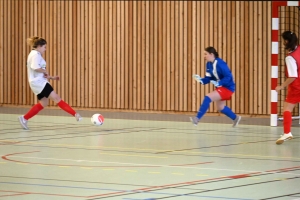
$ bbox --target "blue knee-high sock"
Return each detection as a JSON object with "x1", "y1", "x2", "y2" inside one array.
[
  {"x1": 196, "y1": 96, "x2": 212, "y2": 119},
  {"x1": 220, "y1": 106, "x2": 236, "y2": 120}
]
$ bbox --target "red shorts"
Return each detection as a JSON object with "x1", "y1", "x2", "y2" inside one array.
[
  {"x1": 285, "y1": 87, "x2": 300, "y2": 104},
  {"x1": 216, "y1": 87, "x2": 234, "y2": 100}
]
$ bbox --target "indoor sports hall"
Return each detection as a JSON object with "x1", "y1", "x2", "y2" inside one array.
[{"x1": 0, "y1": 1, "x2": 300, "y2": 200}]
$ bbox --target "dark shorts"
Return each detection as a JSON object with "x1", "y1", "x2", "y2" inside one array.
[{"x1": 37, "y1": 83, "x2": 54, "y2": 100}]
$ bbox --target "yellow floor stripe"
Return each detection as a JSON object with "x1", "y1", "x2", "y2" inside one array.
[
  {"x1": 172, "y1": 173, "x2": 184, "y2": 175},
  {"x1": 126, "y1": 170, "x2": 137, "y2": 172},
  {"x1": 99, "y1": 152, "x2": 166, "y2": 158},
  {"x1": 59, "y1": 166, "x2": 70, "y2": 168}
]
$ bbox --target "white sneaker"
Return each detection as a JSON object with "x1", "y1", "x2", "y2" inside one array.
[
  {"x1": 190, "y1": 117, "x2": 199, "y2": 126},
  {"x1": 75, "y1": 113, "x2": 83, "y2": 122},
  {"x1": 276, "y1": 132, "x2": 293, "y2": 145},
  {"x1": 18, "y1": 116, "x2": 28, "y2": 130},
  {"x1": 232, "y1": 116, "x2": 241, "y2": 127}
]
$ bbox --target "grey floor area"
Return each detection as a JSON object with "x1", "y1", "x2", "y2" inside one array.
[{"x1": 0, "y1": 106, "x2": 300, "y2": 200}]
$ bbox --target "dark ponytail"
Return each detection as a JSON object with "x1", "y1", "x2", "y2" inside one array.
[
  {"x1": 205, "y1": 46, "x2": 219, "y2": 58},
  {"x1": 281, "y1": 31, "x2": 298, "y2": 51}
]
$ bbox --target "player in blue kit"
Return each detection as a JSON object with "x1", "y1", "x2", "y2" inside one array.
[{"x1": 190, "y1": 46, "x2": 241, "y2": 127}]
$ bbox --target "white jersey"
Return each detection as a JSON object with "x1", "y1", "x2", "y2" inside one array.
[{"x1": 26, "y1": 50, "x2": 48, "y2": 95}]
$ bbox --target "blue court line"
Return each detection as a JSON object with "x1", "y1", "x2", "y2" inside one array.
[{"x1": 0, "y1": 181, "x2": 254, "y2": 200}]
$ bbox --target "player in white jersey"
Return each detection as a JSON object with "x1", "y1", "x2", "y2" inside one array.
[{"x1": 18, "y1": 36, "x2": 82, "y2": 129}]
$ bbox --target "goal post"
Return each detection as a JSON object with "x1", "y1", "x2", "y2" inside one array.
[{"x1": 271, "y1": 1, "x2": 300, "y2": 126}]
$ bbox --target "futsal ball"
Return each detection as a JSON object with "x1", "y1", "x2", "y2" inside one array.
[{"x1": 91, "y1": 114, "x2": 104, "y2": 126}]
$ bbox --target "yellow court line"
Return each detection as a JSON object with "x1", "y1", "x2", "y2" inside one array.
[
  {"x1": 59, "y1": 166, "x2": 70, "y2": 168},
  {"x1": 177, "y1": 151, "x2": 300, "y2": 160},
  {"x1": 9, "y1": 140, "x2": 300, "y2": 160},
  {"x1": 13, "y1": 141, "x2": 171, "y2": 152},
  {"x1": 126, "y1": 170, "x2": 137, "y2": 172},
  {"x1": 99, "y1": 152, "x2": 166, "y2": 159},
  {"x1": 172, "y1": 173, "x2": 184, "y2": 175}
]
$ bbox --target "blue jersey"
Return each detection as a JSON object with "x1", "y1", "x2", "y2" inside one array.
[{"x1": 201, "y1": 58, "x2": 235, "y2": 92}]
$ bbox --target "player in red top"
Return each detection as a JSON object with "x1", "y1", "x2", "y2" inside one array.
[{"x1": 275, "y1": 31, "x2": 300, "y2": 145}]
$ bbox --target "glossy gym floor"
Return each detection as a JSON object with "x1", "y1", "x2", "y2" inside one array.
[{"x1": 0, "y1": 107, "x2": 299, "y2": 200}]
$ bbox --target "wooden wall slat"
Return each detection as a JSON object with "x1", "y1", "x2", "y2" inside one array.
[
  {"x1": 0, "y1": 1, "x2": 287, "y2": 116},
  {"x1": 0, "y1": 0, "x2": 3, "y2": 104}
]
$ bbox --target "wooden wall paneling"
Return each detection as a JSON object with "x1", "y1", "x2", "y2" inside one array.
[
  {"x1": 92, "y1": 1, "x2": 97, "y2": 108},
  {"x1": 0, "y1": 0, "x2": 3, "y2": 104},
  {"x1": 179, "y1": 1, "x2": 183, "y2": 111},
  {"x1": 132, "y1": 1, "x2": 137, "y2": 110},
  {"x1": 252, "y1": 2, "x2": 258, "y2": 115},
  {"x1": 100, "y1": 1, "x2": 105, "y2": 108},
  {"x1": 230, "y1": 2, "x2": 237, "y2": 113},
  {"x1": 174, "y1": 1, "x2": 179, "y2": 111},
  {"x1": 235, "y1": 1, "x2": 240, "y2": 114},
  {"x1": 103, "y1": 1, "x2": 109, "y2": 108},
  {"x1": 58, "y1": 0, "x2": 63, "y2": 104},
  {"x1": 72, "y1": 1, "x2": 78, "y2": 107},
  {"x1": 166, "y1": 1, "x2": 171, "y2": 111},
  {"x1": 186, "y1": 1, "x2": 192, "y2": 112},
  {"x1": 112, "y1": 1, "x2": 117, "y2": 108},
  {"x1": 80, "y1": 1, "x2": 84, "y2": 107},
  {"x1": 84, "y1": 2, "x2": 89, "y2": 107},
  {"x1": 183, "y1": 2, "x2": 188, "y2": 111},
  {"x1": 140, "y1": 1, "x2": 146, "y2": 110},
  {"x1": 244, "y1": 2, "x2": 249, "y2": 114},
  {"x1": 127, "y1": 1, "x2": 133, "y2": 109},
  {"x1": 149, "y1": 1, "x2": 154, "y2": 110},
  {"x1": 24, "y1": 1, "x2": 29, "y2": 105},
  {"x1": 75, "y1": 1, "x2": 80, "y2": 107},
  {"x1": 120, "y1": 1, "x2": 125, "y2": 109},
  {"x1": 266, "y1": 1, "x2": 271, "y2": 115},
  {"x1": 61, "y1": 1, "x2": 65, "y2": 104},
  {"x1": 136, "y1": 1, "x2": 141, "y2": 110},
  {"x1": 145, "y1": 1, "x2": 150, "y2": 110},
  {"x1": 170, "y1": 2, "x2": 175, "y2": 111},
  {"x1": 11, "y1": 0, "x2": 16, "y2": 104},
  {"x1": 67, "y1": 1, "x2": 72, "y2": 106},
  {"x1": 116, "y1": 1, "x2": 120, "y2": 109},
  {"x1": 249, "y1": 2, "x2": 254, "y2": 115},
  {"x1": 124, "y1": 1, "x2": 129, "y2": 109},
  {"x1": 153, "y1": 1, "x2": 160, "y2": 110},
  {"x1": 204, "y1": 1, "x2": 210, "y2": 112},
  {"x1": 162, "y1": 2, "x2": 167, "y2": 111},
  {"x1": 6, "y1": 0, "x2": 11, "y2": 104},
  {"x1": 0, "y1": 1, "x2": 277, "y2": 115},
  {"x1": 109, "y1": 0, "x2": 113, "y2": 108},
  {"x1": 157, "y1": 1, "x2": 162, "y2": 111},
  {"x1": 257, "y1": 1, "x2": 263, "y2": 114},
  {"x1": 238, "y1": 2, "x2": 244, "y2": 114},
  {"x1": 51, "y1": 0, "x2": 57, "y2": 106},
  {"x1": 196, "y1": 2, "x2": 203, "y2": 111},
  {"x1": 95, "y1": 0, "x2": 100, "y2": 108}
]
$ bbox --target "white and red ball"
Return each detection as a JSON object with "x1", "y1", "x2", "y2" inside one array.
[{"x1": 91, "y1": 114, "x2": 104, "y2": 126}]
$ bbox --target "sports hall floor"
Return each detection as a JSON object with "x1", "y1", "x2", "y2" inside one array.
[{"x1": 0, "y1": 106, "x2": 299, "y2": 200}]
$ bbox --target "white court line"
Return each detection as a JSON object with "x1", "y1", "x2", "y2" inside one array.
[{"x1": 3, "y1": 155, "x2": 300, "y2": 176}]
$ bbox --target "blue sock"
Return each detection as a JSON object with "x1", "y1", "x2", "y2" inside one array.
[
  {"x1": 196, "y1": 96, "x2": 211, "y2": 119},
  {"x1": 220, "y1": 106, "x2": 236, "y2": 120}
]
